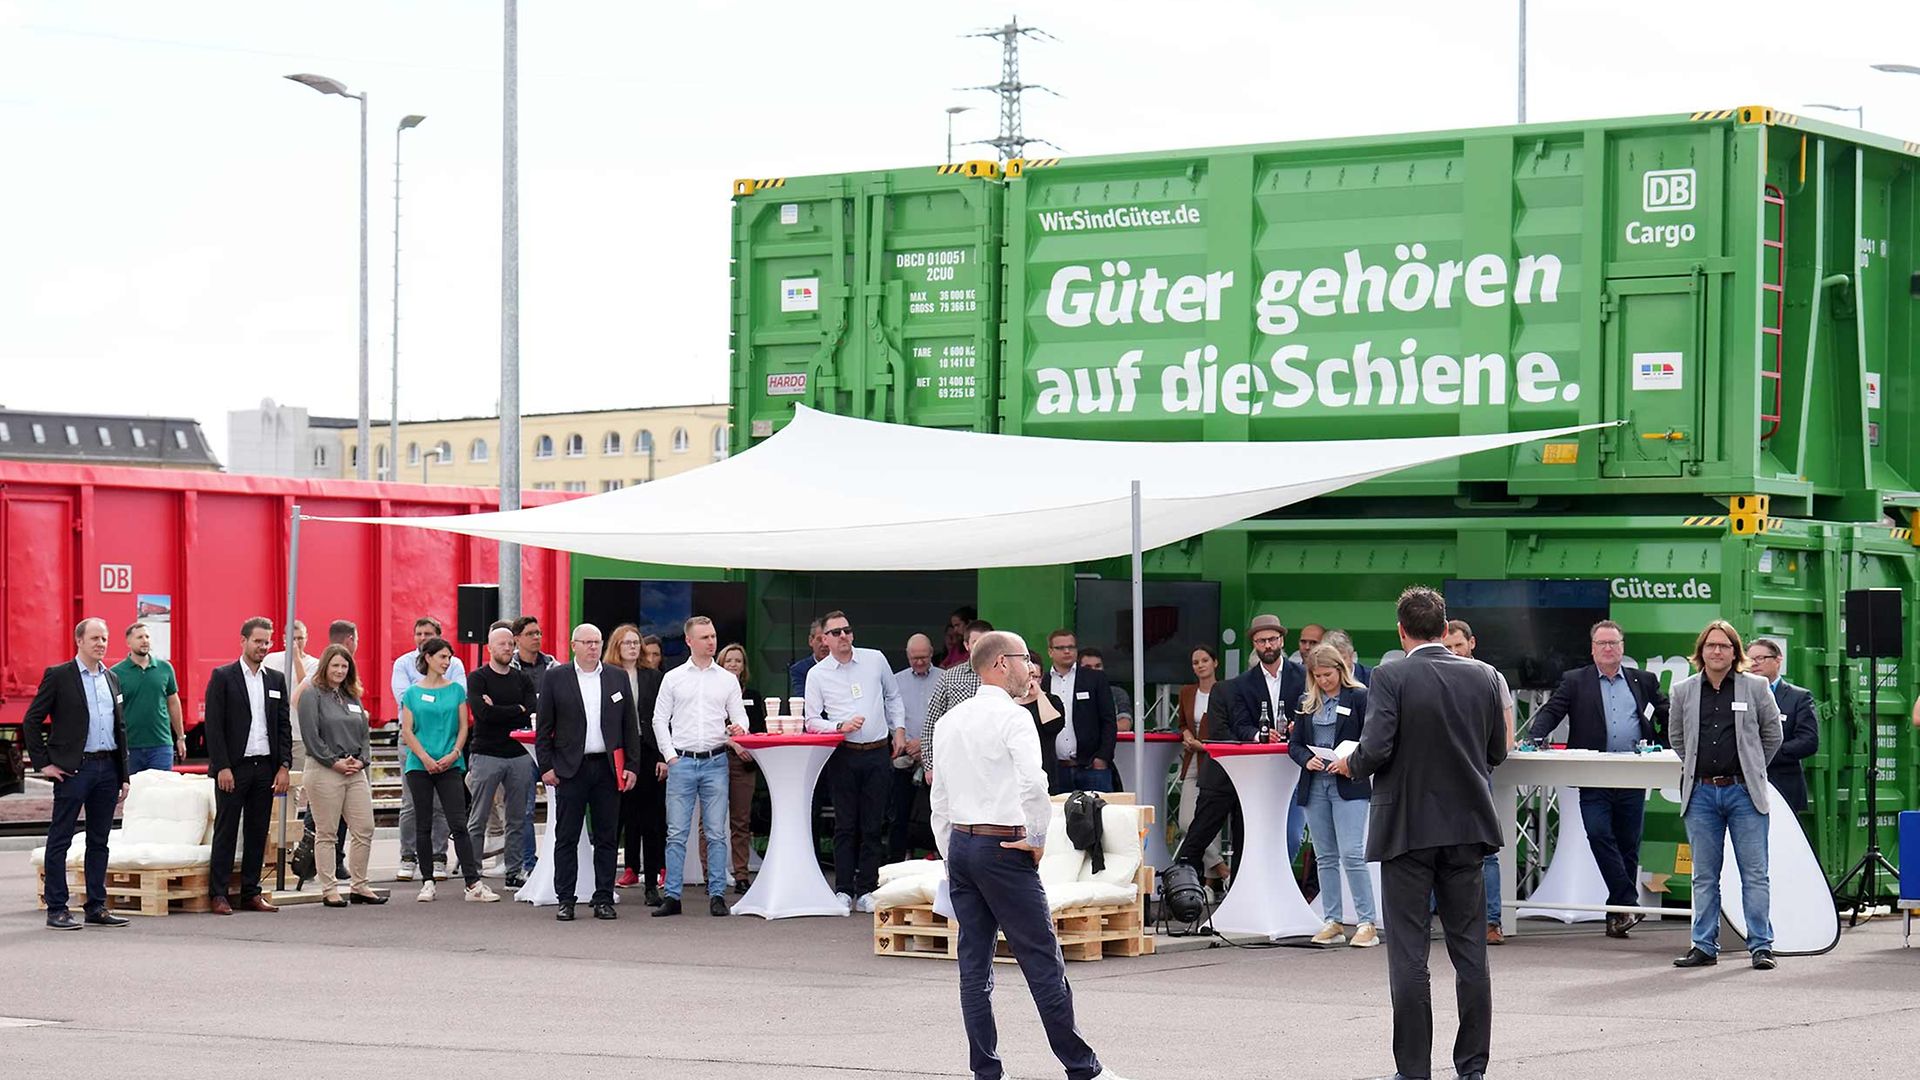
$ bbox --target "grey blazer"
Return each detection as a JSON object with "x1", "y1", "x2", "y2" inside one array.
[{"x1": 1667, "y1": 670, "x2": 1783, "y2": 814}]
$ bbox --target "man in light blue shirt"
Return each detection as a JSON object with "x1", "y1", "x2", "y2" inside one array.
[
  {"x1": 390, "y1": 616, "x2": 465, "y2": 879},
  {"x1": 1598, "y1": 670, "x2": 1640, "y2": 752},
  {"x1": 804, "y1": 610, "x2": 905, "y2": 912}
]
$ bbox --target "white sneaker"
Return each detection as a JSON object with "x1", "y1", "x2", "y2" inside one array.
[
  {"x1": 482, "y1": 856, "x2": 505, "y2": 877},
  {"x1": 432, "y1": 861, "x2": 450, "y2": 882},
  {"x1": 1090, "y1": 1071, "x2": 1133, "y2": 1080},
  {"x1": 417, "y1": 880, "x2": 436, "y2": 902},
  {"x1": 1310, "y1": 920, "x2": 1347, "y2": 946},
  {"x1": 395, "y1": 862, "x2": 418, "y2": 882},
  {"x1": 835, "y1": 891, "x2": 853, "y2": 912},
  {"x1": 855, "y1": 893, "x2": 876, "y2": 914},
  {"x1": 464, "y1": 881, "x2": 501, "y2": 903}
]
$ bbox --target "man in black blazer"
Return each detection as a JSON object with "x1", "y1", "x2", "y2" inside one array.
[
  {"x1": 204, "y1": 617, "x2": 293, "y2": 914},
  {"x1": 1525, "y1": 619, "x2": 1670, "y2": 938},
  {"x1": 24, "y1": 617, "x2": 131, "y2": 930},
  {"x1": 1040, "y1": 629, "x2": 1118, "y2": 794},
  {"x1": 535, "y1": 623, "x2": 641, "y2": 922},
  {"x1": 1747, "y1": 638, "x2": 1818, "y2": 815},
  {"x1": 1173, "y1": 614, "x2": 1303, "y2": 877},
  {"x1": 1335, "y1": 587, "x2": 1506, "y2": 1080}
]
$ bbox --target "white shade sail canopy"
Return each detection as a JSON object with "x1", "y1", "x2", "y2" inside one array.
[{"x1": 315, "y1": 406, "x2": 1607, "y2": 570}]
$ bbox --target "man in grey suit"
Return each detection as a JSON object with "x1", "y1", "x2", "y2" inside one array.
[
  {"x1": 1668, "y1": 620, "x2": 1783, "y2": 971},
  {"x1": 1333, "y1": 586, "x2": 1506, "y2": 1080}
]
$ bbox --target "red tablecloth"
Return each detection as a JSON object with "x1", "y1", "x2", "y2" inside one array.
[
  {"x1": 510, "y1": 729, "x2": 536, "y2": 744},
  {"x1": 1121, "y1": 731, "x2": 1183, "y2": 742},
  {"x1": 1203, "y1": 740, "x2": 1291, "y2": 756},
  {"x1": 733, "y1": 733, "x2": 846, "y2": 750}
]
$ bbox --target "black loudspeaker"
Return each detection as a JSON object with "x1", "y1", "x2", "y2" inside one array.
[
  {"x1": 1844, "y1": 588, "x2": 1903, "y2": 659},
  {"x1": 456, "y1": 584, "x2": 501, "y2": 644}
]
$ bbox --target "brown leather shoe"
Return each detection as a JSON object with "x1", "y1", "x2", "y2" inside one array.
[
  {"x1": 244, "y1": 894, "x2": 280, "y2": 913},
  {"x1": 1486, "y1": 924, "x2": 1505, "y2": 946},
  {"x1": 209, "y1": 896, "x2": 234, "y2": 916}
]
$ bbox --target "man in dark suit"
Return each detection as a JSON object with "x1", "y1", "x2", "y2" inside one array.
[
  {"x1": 1525, "y1": 619, "x2": 1670, "y2": 938},
  {"x1": 204, "y1": 617, "x2": 293, "y2": 914},
  {"x1": 1747, "y1": 638, "x2": 1817, "y2": 816},
  {"x1": 1173, "y1": 614, "x2": 1303, "y2": 877},
  {"x1": 1334, "y1": 586, "x2": 1506, "y2": 1080},
  {"x1": 1040, "y1": 629, "x2": 1118, "y2": 794},
  {"x1": 24, "y1": 617, "x2": 131, "y2": 930},
  {"x1": 535, "y1": 623, "x2": 641, "y2": 922}
]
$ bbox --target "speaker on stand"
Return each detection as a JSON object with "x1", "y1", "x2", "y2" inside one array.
[{"x1": 1833, "y1": 587, "x2": 1902, "y2": 924}]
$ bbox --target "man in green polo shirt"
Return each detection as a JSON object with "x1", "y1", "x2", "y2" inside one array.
[{"x1": 111, "y1": 622, "x2": 185, "y2": 774}]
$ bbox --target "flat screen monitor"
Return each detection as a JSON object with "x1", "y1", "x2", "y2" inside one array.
[
  {"x1": 1443, "y1": 579, "x2": 1610, "y2": 691},
  {"x1": 1073, "y1": 579, "x2": 1221, "y2": 685},
  {"x1": 580, "y1": 579, "x2": 748, "y2": 670}
]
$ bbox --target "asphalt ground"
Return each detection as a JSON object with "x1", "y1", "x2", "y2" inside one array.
[{"x1": 3, "y1": 839, "x2": 1917, "y2": 1080}]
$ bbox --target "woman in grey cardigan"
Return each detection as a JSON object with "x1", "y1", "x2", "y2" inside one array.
[{"x1": 298, "y1": 645, "x2": 385, "y2": 906}]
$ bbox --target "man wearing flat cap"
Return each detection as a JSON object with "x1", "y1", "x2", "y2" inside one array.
[{"x1": 1173, "y1": 614, "x2": 1304, "y2": 880}]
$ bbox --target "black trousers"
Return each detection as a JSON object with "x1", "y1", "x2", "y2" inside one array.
[
  {"x1": 622, "y1": 766, "x2": 666, "y2": 878},
  {"x1": 43, "y1": 756, "x2": 120, "y2": 915},
  {"x1": 886, "y1": 766, "x2": 925, "y2": 864},
  {"x1": 405, "y1": 769, "x2": 482, "y2": 887},
  {"x1": 1381, "y1": 843, "x2": 1494, "y2": 1079},
  {"x1": 555, "y1": 755, "x2": 620, "y2": 905},
  {"x1": 829, "y1": 745, "x2": 891, "y2": 895},
  {"x1": 1174, "y1": 758, "x2": 1245, "y2": 877},
  {"x1": 210, "y1": 756, "x2": 277, "y2": 899}
]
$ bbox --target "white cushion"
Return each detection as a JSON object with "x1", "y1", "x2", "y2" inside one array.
[
  {"x1": 1042, "y1": 879, "x2": 1139, "y2": 912},
  {"x1": 873, "y1": 872, "x2": 943, "y2": 909},
  {"x1": 30, "y1": 771, "x2": 220, "y2": 872},
  {"x1": 32, "y1": 835, "x2": 213, "y2": 871},
  {"x1": 878, "y1": 858, "x2": 944, "y2": 886},
  {"x1": 1037, "y1": 805, "x2": 1088, "y2": 886},
  {"x1": 1085, "y1": 804, "x2": 1144, "y2": 887}
]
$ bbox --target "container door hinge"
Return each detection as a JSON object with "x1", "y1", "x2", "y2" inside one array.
[{"x1": 1599, "y1": 293, "x2": 1617, "y2": 322}]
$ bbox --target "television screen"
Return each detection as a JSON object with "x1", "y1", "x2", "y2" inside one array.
[
  {"x1": 580, "y1": 579, "x2": 748, "y2": 670},
  {"x1": 1443, "y1": 579, "x2": 1610, "y2": 690},
  {"x1": 1073, "y1": 579, "x2": 1221, "y2": 685}
]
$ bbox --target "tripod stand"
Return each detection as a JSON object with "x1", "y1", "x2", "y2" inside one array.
[{"x1": 1832, "y1": 657, "x2": 1900, "y2": 927}]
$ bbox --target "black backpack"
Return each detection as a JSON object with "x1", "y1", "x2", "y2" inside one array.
[{"x1": 1064, "y1": 790, "x2": 1106, "y2": 875}]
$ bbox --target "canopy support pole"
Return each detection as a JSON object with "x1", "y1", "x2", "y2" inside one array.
[
  {"x1": 1130, "y1": 480, "x2": 1145, "y2": 801},
  {"x1": 277, "y1": 503, "x2": 303, "y2": 893}
]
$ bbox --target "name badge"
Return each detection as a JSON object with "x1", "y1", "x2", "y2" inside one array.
[
  {"x1": 347, "y1": 703, "x2": 362, "y2": 714},
  {"x1": 115, "y1": 694, "x2": 125, "y2": 704},
  {"x1": 1075, "y1": 691, "x2": 1091, "y2": 700},
  {"x1": 1732, "y1": 701, "x2": 1748, "y2": 712},
  {"x1": 1642, "y1": 703, "x2": 1654, "y2": 720},
  {"x1": 612, "y1": 691, "x2": 624, "y2": 703},
  {"x1": 1335, "y1": 705, "x2": 1352, "y2": 716},
  {"x1": 268, "y1": 689, "x2": 283, "y2": 700},
  {"x1": 851, "y1": 683, "x2": 863, "y2": 700},
  {"x1": 420, "y1": 693, "x2": 435, "y2": 703}
]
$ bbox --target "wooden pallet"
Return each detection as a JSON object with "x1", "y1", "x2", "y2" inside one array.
[{"x1": 35, "y1": 865, "x2": 220, "y2": 916}]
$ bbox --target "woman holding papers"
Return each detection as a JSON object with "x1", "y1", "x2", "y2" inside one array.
[{"x1": 1289, "y1": 644, "x2": 1378, "y2": 947}]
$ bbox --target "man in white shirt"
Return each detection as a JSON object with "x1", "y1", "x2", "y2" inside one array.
[
  {"x1": 390, "y1": 615, "x2": 465, "y2": 881},
  {"x1": 888, "y1": 633, "x2": 939, "y2": 862},
  {"x1": 931, "y1": 630, "x2": 1123, "y2": 1080},
  {"x1": 649, "y1": 616, "x2": 747, "y2": 918},
  {"x1": 804, "y1": 610, "x2": 905, "y2": 912}
]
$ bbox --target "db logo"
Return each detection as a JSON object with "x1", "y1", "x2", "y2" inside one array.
[
  {"x1": 1642, "y1": 169, "x2": 1696, "y2": 213},
  {"x1": 99, "y1": 564, "x2": 133, "y2": 593}
]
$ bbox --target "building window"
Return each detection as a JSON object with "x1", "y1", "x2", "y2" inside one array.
[
  {"x1": 671, "y1": 427, "x2": 689, "y2": 453},
  {"x1": 0, "y1": 421, "x2": 9, "y2": 442},
  {"x1": 433, "y1": 440, "x2": 452, "y2": 464},
  {"x1": 377, "y1": 444, "x2": 390, "y2": 470},
  {"x1": 407, "y1": 442, "x2": 420, "y2": 466},
  {"x1": 563, "y1": 480, "x2": 588, "y2": 493},
  {"x1": 350, "y1": 445, "x2": 359, "y2": 469},
  {"x1": 172, "y1": 430, "x2": 189, "y2": 450},
  {"x1": 601, "y1": 479, "x2": 625, "y2": 492},
  {"x1": 636, "y1": 429, "x2": 654, "y2": 456},
  {"x1": 565, "y1": 433, "x2": 585, "y2": 457},
  {"x1": 130, "y1": 428, "x2": 146, "y2": 448},
  {"x1": 32, "y1": 422, "x2": 46, "y2": 443},
  {"x1": 532, "y1": 481, "x2": 555, "y2": 491},
  {"x1": 470, "y1": 438, "x2": 489, "y2": 463},
  {"x1": 534, "y1": 435, "x2": 554, "y2": 459},
  {"x1": 710, "y1": 425, "x2": 727, "y2": 461},
  {"x1": 64, "y1": 425, "x2": 79, "y2": 445},
  {"x1": 98, "y1": 426, "x2": 112, "y2": 447},
  {"x1": 313, "y1": 446, "x2": 328, "y2": 469},
  {"x1": 602, "y1": 431, "x2": 622, "y2": 456}
]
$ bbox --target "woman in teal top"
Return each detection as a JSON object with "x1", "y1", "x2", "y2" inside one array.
[{"x1": 400, "y1": 637, "x2": 498, "y2": 904}]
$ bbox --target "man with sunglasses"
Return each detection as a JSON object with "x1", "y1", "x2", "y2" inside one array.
[
  {"x1": 1527, "y1": 619, "x2": 1670, "y2": 939},
  {"x1": 1747, "y1": 638, "x2": 1817, "y2": 817},
  {"x1": 803, "y1": 610, "x2": 905, "y2": 913}
]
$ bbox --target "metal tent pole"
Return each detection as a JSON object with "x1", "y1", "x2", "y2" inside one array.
[
  {"x1": 1130, "y1": 480, "x2": 1145, "y2": 799},
  {"x1": 277, "y1": 503, "x2": 303, "y2": 892}
]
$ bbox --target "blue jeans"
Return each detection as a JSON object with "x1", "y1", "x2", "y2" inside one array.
[
  {"x1": 1684, "y1": 782, "x2": 1771, "y2": 956},
  {"x1": 1288, "y1": 800, "x2": 1306, "y2": 863},
  {"x1": 664, "y1": 753, "x2": 730, "y2": 899},
  {"x1": 44, "y1": 757, "x2": 119, "y2": 915},
  {"x1": 1483, "y1": 850, "x2": 1501, "y2": 925},
  {"x1": 1051, "y1": 765, "x2": 1113, "y2": 795},
  {"x1": 947, "y1": 830, "x2": 1102, "y2": 1080},
  {"x1": 1578, "y1": 787, "x2": 1646, "y2": 907},
  {"x1": 126, "y1": 745, "x2": 175, "y2": 775},
  {"x1": 1303, "y1": 778, "x2": 1376, "y2": 924}
]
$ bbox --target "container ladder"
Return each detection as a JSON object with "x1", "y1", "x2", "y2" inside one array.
[{"x1": 1759, "y1": 184, "x2": 1787, "y2": 442}]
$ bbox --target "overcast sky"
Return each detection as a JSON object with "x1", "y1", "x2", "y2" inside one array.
[{"x1": 4, "y1": 0, "x2": 1917, "y2": 461}]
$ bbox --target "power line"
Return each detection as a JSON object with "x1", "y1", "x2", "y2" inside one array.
[{"x1": 959, "y1": 16, "x2": 1062, "y2": 162}]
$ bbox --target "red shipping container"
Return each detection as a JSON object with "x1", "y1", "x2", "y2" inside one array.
[{"x1": 0, "y1": 462, "x2": 573, "y2": 748}]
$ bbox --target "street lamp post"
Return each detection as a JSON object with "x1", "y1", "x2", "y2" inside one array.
[
  {"x1": 1804, "y1": 102, "x2": 1866, "y2": 127},
  {"x1": 499, "y1": 0, "x2": 523, "y2": 620},
  {"x1": 391, "y1": 114, "x2": 426, "y2": 482},
  {"x1": 286, "y1": 73, "x2": 371, "y2": 479},
  {"x1": 945, "y1": 105, "x2": 971, "y2": 164}
]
